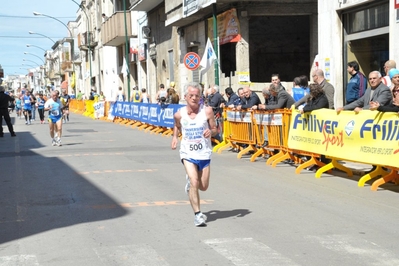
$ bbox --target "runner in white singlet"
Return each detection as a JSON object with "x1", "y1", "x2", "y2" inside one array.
[{"x1": 171, "y1": 82, "x2": 217, "y2": 227}]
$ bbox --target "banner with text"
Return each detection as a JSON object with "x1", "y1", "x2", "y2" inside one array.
[
  {"x1": 207, "y1": 8, "x2": 241, "y2": 45},
  {"x1": 112, "y1": 102, "x2": 184, "y2": 128},
  {"x1": 288, "y1": 109, "x2": 399, "y2": 167}
]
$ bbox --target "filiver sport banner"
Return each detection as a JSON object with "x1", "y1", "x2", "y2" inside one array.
[{"x1": 288, "y1": 108, "x2": 399, "y2": 168}]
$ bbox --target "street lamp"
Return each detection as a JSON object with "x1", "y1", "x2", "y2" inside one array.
[
  {"x1": 33, "y1": 11, "x2": 76, "y2": 95},
  {"x1": 22, "y1": 63, "x2": 38, "y2": 68},
  {"x1": 26, "y1": 44, "x2": 47, "y2": 53},
  {"x1": 24, "y1": 52, "x2": 45, "y2": 64},
  {"x1": 28, "y1": 31, "x2": 56, "y2": 43},
  {"x1": 23, "y1": 58, "x2": 42, "y2": 66},
  {"x1": 70, "y1": 0, "x2": 93, "y2": 87}
]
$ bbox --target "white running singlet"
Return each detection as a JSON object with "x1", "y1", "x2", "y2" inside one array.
[{"x1": 179, "y1": 106, "x2": 212, "y2": 160}]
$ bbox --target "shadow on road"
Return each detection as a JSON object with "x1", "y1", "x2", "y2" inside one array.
[
  {"x1": 0, "y1": 130, "x2": 127, "y2": 244},
  {"x1": 204, "y1": 209, "x2": 252, "y2": 223}
]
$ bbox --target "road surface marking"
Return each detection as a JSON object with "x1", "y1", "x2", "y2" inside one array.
[
  {"x1": 204, "y1": 237, "x2": 300, "y2": 265},
  {"x1": 0, "y1": 255, "x2": 39, "y2": 265},
  {"x1": 307, "y1": 234, "x2": 399, "y2": 266},
  {"x1": 78, "y1": 169, "x2": 158, "y2": 175},
  {"x1": 91, "y1": 199, "x2": 214, "y2": 209},
  {"x1": 93, "y1": 244, "x2": 170, "y2": 266}
]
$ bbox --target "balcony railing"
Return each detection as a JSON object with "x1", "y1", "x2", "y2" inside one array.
[
  {"x1": 78, "y1": 31, "x2": 98, "y2": 50},
  {"x1": 101, "y1": 11, "x2": 133, "y2": 46}
]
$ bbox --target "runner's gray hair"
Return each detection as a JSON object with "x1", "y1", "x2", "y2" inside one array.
[{"x1": 184, "y1": 82, "x2": 202, "y2": 96}]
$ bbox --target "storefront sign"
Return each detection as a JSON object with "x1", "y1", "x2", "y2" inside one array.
[{"x1": 183, "y1": 0, "x2": 216, "y2": 18}]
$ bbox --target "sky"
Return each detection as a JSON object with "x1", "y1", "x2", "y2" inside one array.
[{"x1": 0, "y1": 0, "x2": 79, "y2": 77}]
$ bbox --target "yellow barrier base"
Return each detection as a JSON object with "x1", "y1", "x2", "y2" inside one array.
[
  {"x1": 315, "y1": 158, "x2": 353, "y2": 178},
  {"x1": 371, "y1": 168, "x2": 399, "y2": 191},
  {"x1": 358, "y1": 165, "x2": 389, "y2": 187}
]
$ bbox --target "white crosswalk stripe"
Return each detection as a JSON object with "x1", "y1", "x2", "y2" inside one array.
[
  {"x1": 93, "y1": 244, "x2": 170, "y2": 266},
  {"x1": 0, "y1": 255, "x2": 39, "y2": 266},
  {"x1": 306, "y1": 234, "x2": 399, "y2": 266},
  {"x1": 204, "y1": 237, "x2": 300, "y2": 266}
]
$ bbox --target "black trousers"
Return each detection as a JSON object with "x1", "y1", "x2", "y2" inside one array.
[
  {"x1": 38, "y1": 108, "x2": 45, "y2": 121},
  {"x1": 0, "y1": 108, "x2": 15, "y2": 135}
]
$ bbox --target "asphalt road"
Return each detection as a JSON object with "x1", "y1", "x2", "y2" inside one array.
[{"x1": 1, "y1": 111, "x2": 399, "y2": 266}]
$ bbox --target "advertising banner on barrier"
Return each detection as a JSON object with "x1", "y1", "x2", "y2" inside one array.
[
  {"x1": 93, "y1": 101, "x2": 105, "y2": 119},
  {"x1": 288, "y1": 109, "x2": 399, "y2": 167},
  {"x1": 112, "y1": 102, "x2": 184, "y2": 127},
  {"x1": 254, "y1": 113, "x2": 283, "y2": 126}
]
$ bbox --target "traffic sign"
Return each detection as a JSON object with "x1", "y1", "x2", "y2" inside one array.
[{"x1": 184, "y1": 52, "x2": 201, "y2": 70}]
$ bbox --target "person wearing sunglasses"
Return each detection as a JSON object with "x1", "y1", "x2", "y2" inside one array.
[{"x1": 370, "y1": 69, "x2": 399, "y2": 113}]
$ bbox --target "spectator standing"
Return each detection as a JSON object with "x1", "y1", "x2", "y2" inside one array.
[
  {"x1": 337, "y1": 71, "x2": 391, "y2": 113},
  {"x1": 171, "y1": 82, "x2": 217, "y2": 226},
  {"x1": 381, "y1": 60, "x2": 396, "y2": 88},
  {"x1": 0, "y1": 86, "x2": 16, "y2": 137},
  {"x1": 167, "y1": 88, "x2": 180, "y2": 104},
  {"x1": 131, "y1": 86, "x2": 141, "y2": 103},
  {"x1": 346, "y1": 61, "x2": 367, "y2": 104},
  {"x1": 207, "y1": 85, "x2": 225, "y2": 116},
  {"x1": 98, "y1": 91, "x2": 106, "y2": 101},
  {"x1": 156, "y1": 84, "x2": 167, "y2": 104},
  {"x1": 115, "y1": 86, "x2": 125, "y2": 102},
  {"x1": 311, "y1": 69, "x2": 335, "y2": 109},
  {"x1": 291, "y1": 76, "x2": 310, "y2": 102},
  {"x1": 139, "y1": 88, "x2": 150, "y2": 103}
]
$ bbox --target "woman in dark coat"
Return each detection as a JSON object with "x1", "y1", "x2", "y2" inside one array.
[{"x1": 299, "y1": 83, "x2": 329, "y2": 114}]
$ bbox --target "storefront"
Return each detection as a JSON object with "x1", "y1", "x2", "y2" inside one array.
[{"x1": 318, "y1": 0, "x2": 398, "y2": 107}]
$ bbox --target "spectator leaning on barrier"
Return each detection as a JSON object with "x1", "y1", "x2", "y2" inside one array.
[
  {"x1": 258, "y1": 83, "x2": 295, "y2": 111},
  {"x1": 346, "y1": 61, "x2": 367, "y2": 104},
  {"x1": 369, "y1": 68, "x2": 399, "y2": 113},
  {"x1": 337, "y1": 71, "x2": 392, "y2": 114},
  {"x1": 237, "y1": 86, "x2": 261, "y2": 111},
  {"x1": 222, "y1": 87, "x2": 241, "y2": 108},
  {"x1": 299, "y1": 83, "x2": 329, "y2": 114}
]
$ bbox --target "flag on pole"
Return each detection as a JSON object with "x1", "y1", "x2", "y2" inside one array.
[
  {"x1": 200, "y1": 38, "x2": 217, "y2": 75},
  {"x1": 121, "y1": 56, "x2": 129, "y2": 77}
]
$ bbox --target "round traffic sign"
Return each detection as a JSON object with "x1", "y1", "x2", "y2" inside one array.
[{"x1": 184, "y1": 52, "x2": 201, "y2": 70}]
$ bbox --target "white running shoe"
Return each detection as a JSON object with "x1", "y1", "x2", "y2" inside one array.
[
  {"x1": 194, "y1": 212, "x2": 207, "y2": 226},
  {"x1": 185, "y1": 174, "x2": 190, "y2": 195},
  {"x1": 52, "y1": 139, "x2": 57, "y2": 146},
  {"x1": 56, "y1": 138, "x2": 62, "y2": 146}
]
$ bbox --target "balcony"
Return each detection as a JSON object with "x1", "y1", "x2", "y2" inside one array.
[
  {"x1": 78, "y1": 31, "x2": 98, "y2": 50},
  {"x1": 101, "y1": 11, "x2": 133, "y2": 47}
]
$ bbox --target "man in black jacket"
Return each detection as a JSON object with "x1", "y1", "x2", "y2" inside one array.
[
  {"x1": 237, "y1": 86, "x2": 261, "y2": 110},
  {"x1": 0, "y1": 86, "x2": 16, "y2": 137}
]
